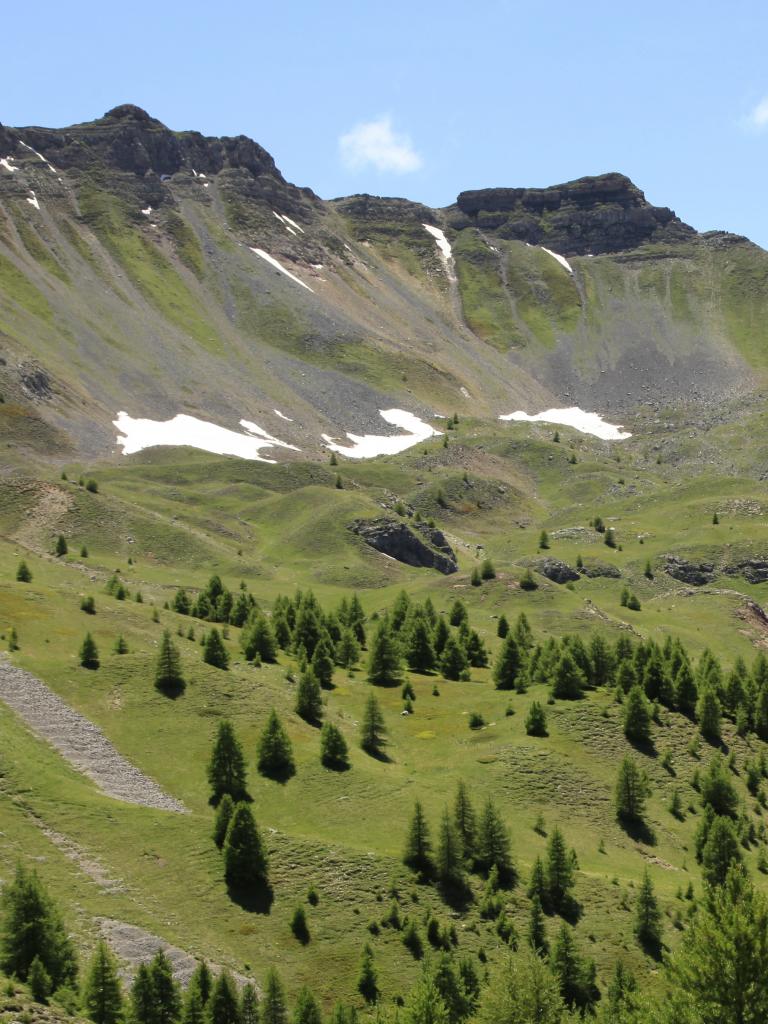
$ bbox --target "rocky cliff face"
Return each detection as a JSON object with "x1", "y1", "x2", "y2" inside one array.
[{"x1": 447, "y1": 172, "x2": 695, "y2": 255}]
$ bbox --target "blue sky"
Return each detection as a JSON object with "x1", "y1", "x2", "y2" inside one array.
[{"x1": 5, "y1": 0, "x2": 768, "y2": 244}]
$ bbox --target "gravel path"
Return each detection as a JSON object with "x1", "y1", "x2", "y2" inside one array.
[{"x1": 0, "y1": 657, "x2": 187, "y2": 813}]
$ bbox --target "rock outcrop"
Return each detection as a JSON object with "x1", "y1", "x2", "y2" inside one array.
[
  {"x1": 578, "y1": 561, "x2": 622, "y2": 579},
  {"x1": 448, "y1": 172, "x2": 695, "y2": 256},
  {"x1": 664, "y1": 556, "x2": 715, "y2": 586},
  {"x1": 525, "y1": 558, "x2": 580, "y2": 584},
  {"x1": 350, "y1": 517, "x2": 458, "y2": 574},
  {"x1": 724, "y1": 559, "x2": 768, "y2": 584}
]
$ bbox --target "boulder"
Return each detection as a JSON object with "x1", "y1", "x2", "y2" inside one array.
[
  {"x1": 578, "y1": 562, "x2": 621, "y2": 579},
  {"x1": 350, "y1": 518, "x2": 458, "y2": 575},
  {"x1": 724, "y1": 559, "x2": 768, "y2": 584},
  {"x1": 525, "y1": 558, "x2": 580, "y2": 584},
  {"x1": 664, "y1": 556, "x2": 715, "y2": 586}
]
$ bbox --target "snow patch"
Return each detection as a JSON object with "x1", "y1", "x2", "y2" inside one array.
[
  {"x1": 499, "y1": 407, "x2": 631, "y2": 441},
  {"x1": 114, "y1": 412, "x2": 300, "y2": 463},
  {"x1": 274, "y1": 410, "x2": 293, "y2": 422},
  {"x1": 541, "y1": 247, "x2": 573, "y2": 274},
  {"x1": 26, "y1": 191, "x2": 40, "y2": 210},
  {"x1": 0, "y1": 157, "x2": 17, "y2": 173},
  {"x1": 249, "y1": 248, "x2": 314, "y2": 293},
  {"x1": 322, "y1": 409, "x2": 440, "y2": 459},
  {"x1": 423, "y1": 224, "x2": 456, "y2": 281},
  {"x1": 141, "y1": 206, "x2": 152, "y2": 217},
  {"x1": 282, "y1": 215, "x2": 304, "y2": 234},
  {"x1": 19, "y1": 140, "x2": 57, "y2": 174}
]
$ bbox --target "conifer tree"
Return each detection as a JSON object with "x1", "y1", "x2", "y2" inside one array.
[
  {"x1": 155, "y1": 630, "x2": 185, "y2": 693},
  {"x1": 527, "y1": 856, "x2": 547, "y2": 905},
  {"x1": 130, "y1": 964, "x2": 155, "y2": 1024},
  {"x1": 207, "y1": 720, "x2": 248, "y2": 803},
  {"x1": 293, "y1": 988, "x2": 321, "y2": 1024},
  {"x1": 257, "y1": 710, "x2": 295, "y2": 780},
  {"x1": 700, "y1": 754, "x2": 738, "y2": 817},
  {"x1": 27, "y1": 954, "x2": 51, "y2": 1002},
  {"x1": 189, "y1": 962, "x2": 213, "y2": 1007},
  {"x1": 16, "y1": 561, "x2": 32, "y2": 583},
  {"x1": 436, "y1": 809, "x2": 464, "y2": 891},
  {"x1": 476, "y1": 799, "x2": 513, "y2": 882},
  {"x1": 295, "y1": 669, "x2": 323, "y2": 725},
  {"x1": 449, "y1": 600, "x2": 468, "y2": 627},
  {"x1": 182, "y1": 986, "x2": 204, "y2": 1024},
  {"x1": 239, "y1": 985, "x2": 259, "y2": 1024},
  {"x1": 550, "y1": 652, "x2": 584, "y2": 700},
  {"x1": 477, "y1": 947, "x2": 564, "y2": 1024},
  {"x1": 80, "y1": 632, "x2": 100, "y2": 669},
  {"x1": 0, "y1": 862, "x2": 78, "y2": 987},
  {"x1": 519, "y1": 568, "x2": 538, "y2": 591},
  {"x1": 203, "y1": 628, "x2": 229, "y2": 670},
  {"x1": 493, "y1": 635, "x2": 522, "y2": 691},
  {"x1": 82, "y1": 940, "x2": 123, "y2": 1024},
  {"x1": 55, "y1": 534, "x2": 68, "y2": 557},
  {"x1": 545, "y1": 827, "x2": 575, "y2": 912},
  {"x1": 149, "y1": 949, "x2": 181, "y2": 1024},
  {"x1": 525, "y1": 701, "x2": 548, "y2": 737},
  {"x1": 623, "y1": 685, "x2": 652, "y2": 742},
  {"x1": 674, "y1": 662, "x2": 698, "y2": 715},
  {"x1": 453, "y1": 781, "x2": 476, "y2": 863},
  {"x1": 207, "y1": 971, "x2": 240, "y2": 1024},
  {"x1": 367, "y1": 621, "x2": 402, "y2": 686},
  {"x1": 404, "y1": 801, "x2": 433, "y2": 877},
  {"x1": 335, "y1": 627, "x2": 360, "y2": 670},
  {"x1": 496, "y1": 614, "x2": 509, "y2": 639},
  {"x1": 223, "y1": 803, "x2": 269, "y2": 892},
  {"x1": 320, "y1": 722, "x2": 349, "y2": 770},
  {"x1": 360, "y1": 693, "x2": 386, "y2": 756},
  {"x1": 261, "y1": 969, "x2": 287, "y2": 1024},
  {"x1": 615, "y1": 756, "x2": 651, "y2": 823},
  {"x1": 241, "y1": 614, "x2": 277, "y2": 663},
  {"x1": 403, "y1": 972, "x2": 449, "y2": 1024},
  {"x1": 697, "y1": 688, "x2": 722, "y2": 743},
  {"x1": 213, "y1": 794, "x2": 235, "y2": 849},
  {"x1": 538, "y1": 530, "x2": 549, "y2": 550},
  {"x1": 634, "y1": 869, "x2": 662, "y2": 952},
  {"x1": 550, "y1": 923, "x2": 595, "y2": 1010},
  {"x1": 356, "y1": 944, "x2": 378, "y2": 1003},
  {"x1": 701, "y1": 816, "x2": 742, "y2": 886},
  {"x1": 440, "y1": 635, "x2": 468, "y2": 681},
  {"x1": 406, "y1": 618, "x2": 436, "y2": 673},
  {"x1": 311, "y1": 634, "x2": 335, "y2": 689},
  {"x1": 527, "y1": 896, "x2": 548, "y2": 956}
]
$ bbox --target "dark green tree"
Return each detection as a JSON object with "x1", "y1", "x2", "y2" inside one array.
[
  {"x1": 357, "y1": 944, "x2": 378, "y2": 1004},
  {"x1": 311, "y1": 635, "x2": 335, "y2": 689},
  {"x1": 239, "y1": 984, "x2": 258, "y2": 1024},
  {"x1": 189, "y1": 962, "x2": 213, "y2": 1007},
  {"x1": 79, "y1": 632, "x2": 100, "y2": 669},
  {"x1": 496, "y1": 615, "x2": 509, "y2": 639},
  {"x1": 0, "y1": 862, "x2": 78, "y2": 986},
  {"x1": 545, "y1": 827, "x2": 575, "y2": 912},
  {"x1": 615, "y1": 756, "x2": 651, "y2": 823},
  {"x1": 257, "y1": 710, "x2": 295, "y2": 780},
  {"x1": 477, "y1": 948, "x2": 564, "y2": 1024},
  {"x1": 292, "y1": 988, "x2": 321, "y2": 1024},
  {"x1": 404, "y1": 801, "x2": 433, "y2": 877},
  {"x1": 436, "y1": 809, "x2": 465, "y2": 892},
  {"x1": 700, "y1": 754, "x2": 738, "y2": 817},
  {"x1": 295, "y1": 668, "x2": 323, "y2": 725},
  {"x1": 130, "y1": 964, "x2": 155, "y2": 1024},
  {"x1": 634, "y1": 869, "x2": 662, "y2": 953},
  {"x1": 149, "y1": 949, "x2": 181, "y2": 1024},
  {"x1": 623, "y1": 685, "x2": 652, "y2": 743},
  {"x1": 223, "y1": 803, "x2": 269, "y2": 892},
  {"x1": 674, "y1": 662, "x2": 698, "y2": 715},
  {"x1": 527, "y1": 896, "x2": 548, "y2": 956},
  {"x1": 241, "y1": 614, "x2": 277, "y2": 664},
  {"x1": 55, "y1": 535, "x2": 68, "y2": 557},
  {"x1": 290, "y1": 906, "x2": 310, "y2": 946},
  {"x1": 360, "y1": 693, "x2": 386, "y2": 756},
  {"x1": 550, "y1": 652, "x2": 584, "y2": 700},
  {"x1": 476, "y1": 799, "x2": 514, "y2": 882},
  {"x1": 29, "y1": 955, "x2": 52, "y2": 1003},
  {"x1": 213, "y1": 794, "x2": 235, "y2": 849},
  {"x1": 207, "y1": 721, "x2": 248, "y2": 803},
  {"x1": 525, "y1": 702, "x2": 548, "y2": 737},
  {"x1": 440, "y1": 636, "x2": 468, "y2": 681},
  {"x1": 82, "y1": 940, "x2": 123, "y2": 1024},
  {"x1": 203, "y1": 629, "x2": 229, "y2": 670},
  {"x1": 701, "y1": 816, "x2": 742, "y2": 886},
  {"x1": 493, "y1": 636, "x2": 523, "y2": 691},
  {"x1": 550, "y1": 923, "x2": 596, "y2": 1011},
  {"x1": 155, "y1": 631, "x2": 185, "y2": 693},
  {"x1": 320, "y1": 722, "x2": 349, "y2": 770},
  {"x1": 16, "y1": 561, "x2": 32, "y2": 583},
  {"x1": 406, "y1": 618, "x2": 436, "y2": 673},
  {"x1": 261, "y1": 970, "x2": 287, "y2": 1024},
  {"x1": 367, "y1": 621, "x2": 402, "y2": 686},
  {"x1": 697, "y1": 688, "x2": 722, "y2": 743},
  {"x1": 453, "y1": 781, "x2": 476, "y2": 863},
  {"x1": 207, "y1": 972, "x2": 240, "y2": 1024}
]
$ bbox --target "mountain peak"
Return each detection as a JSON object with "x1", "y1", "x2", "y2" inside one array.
[{"x1": 102, "y1": 104, "x2": 157, "y2": 123}]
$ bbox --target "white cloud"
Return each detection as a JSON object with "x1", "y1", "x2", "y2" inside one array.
[
  {"x1": 742, "y1": 96, "x2": 768, "y2": 132},
  {"x1": 339, "y1": 116, "x2": 422, "y2": 173}
]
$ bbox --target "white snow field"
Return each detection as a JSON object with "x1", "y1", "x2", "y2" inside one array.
[
  {"x1": 499, "y1": 407, "x2": 631, "y2": 440},
  {"x1": 114, "y1": 412, "x2": 299, "y2": 463},
  {"x1": 541, "y1": 247, "x2": 574, "y2": 273},
  {"x1": 423, "y1": 224, "x2": 456, "y2": 280},
  {"x1": 322, "y1": 409, "x2": 440, "y2": 459},
  {"x1": 249, "y1": 248, "x2": 314, "y2": 293},
  {"x1": 0, "y1": 157, "x2": 18, "y2": 173},
  {"x1": 26, "y1": 191, "x2": 40, "y2": 210}
]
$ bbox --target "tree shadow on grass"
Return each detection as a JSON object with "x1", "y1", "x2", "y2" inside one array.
[
  {"x1": 439, "y1": 877, "x2": 473, "y2": 913},
  {"x1": 627, "y1": 736, "x2": 657, "y2": 758},
  {"x1": 257, "y1": 763, "x2": 296, "y2": 785},
  {"x1": 618, "y1": 815, "x2": 657, "y2": 846},
  {"x1": 208, "y1": 790, "x2": 252, "y2": 807},
  {"x1": 362, "y1": 747, "x2": 393, "y2": 764},
  {"x1": 227, "y1": 880, "x2": 274, "y2": 914},
  {"x1": 155, "y1": 680, "x2": 186, "y2": 700}
]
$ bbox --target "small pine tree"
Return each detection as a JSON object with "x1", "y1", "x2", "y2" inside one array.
[
  {"x1": 80, "y1": 595, "x2": 96, "y2": 615},
  {"x1": 525, "y1": 701, "x2": 548, "y2": 737},
  {"x1": 357, "y1": 944, "x2": 378, "y2": 1004},
  {"x1": 79, "y1": 632, "x2": 100, "y2": 669},
  {"x1": 290, "y1": 906, "x2": 310, "y2": 945},
  {"x1": 453, "y1": 780, "x2": 476, "y2": 863},
  {"x1": 476, "y1": 798, "x2": 514, "y2": 882},
  {"x1": 240, "y1": 984, "x2": 259, "y2": 1024},
  {"x1": 404, "y1": 801, "x2": 433, "y2": 877},
  {"x1": 538, "y1": 530, "x2": 549, "y2": 550},
  {"x1": 8, "y1": 627, "x2": 19, "y2": 652},
  {"x1": 480, "y1": 559, "x2": 496, "y2": 580},
  {"x1": 203, "y1": 628, "x2": 229, "y2": 670},
  {"x1": 114, "y1": 635, "x2": 129, "y2": 655},
  {"x1": 623, "y1": 685, "x2": 652, "y2": 742},
  {"x1": 213, "y1": 794, "x2": 235, "y2": 848},
  {"x1": 155, "y1": 630, "x2": 185, "y2": 693},
  {"x1": 496, "y1": 614, "x2": 509, "y2": 639},
  {"x1": 28, "y1": 955, "x2": 51, "y2": 1003},
  {"x1": 223, "y1": 802, "x2": 269, "y2": 892},
  {"x1": 207, "y1": 720, "x2": 248, "y2": 803},
  {"x1": 80, "y1": 545, "x2": 89, "y2": 558},
  {"x1": 360, "y1": 693, "x2": 387, "y2": 756},
  {"x1": 82, "y1": 940, "x2": 123, "y2": 1024},
  {"x1": 436, "y1": 809, "x2": 464, "y2": 891},
  {"x1": 551, "y1": 652, "x2": 585, "y2": 700},
  {"x1": 320, "y1": 722, "x2": 349, "y2": 770},
  {"x1": 257, "y1": 709, "x2": 295, "y2": 780},
  {"x1": 470, "y1": 566, "x2": 482, "y2": 587},
  {"x1": 295, "y1": 668, "x2": 323, "y2": 724},
  {"x1": 615, "y1": 756, "x2": 651, "y2": 823},
  {"x1": 207, "y1": 971, "x2": 240, "y2": 1024},
  {"x1": 15, "y1": 561, "x2": 32, "y2": 583},
  {"x1": 697, "y1": 688, "x2": 722, "y2": 743},
  {"x1": 634, "y1": 869, "x2": 662, "y2": 952},
  {"x1": 367, "y1": 621, "x2": 402, "y2": 686},
  {"x1": 335, "y1": 474, "x2": 343, "y2": 490},
  {"x1": 55, "y1": 535, "x2": 68, "y2": 557},
  {"x1": 494, "y1": 635, "x2": 522, "y2": 691},
  {"x1": 261, "y1": 969, "x2": 287, "y2": 1024},
  {"x1": 712, "y1": 511, "x2": 719, "y2": 525},
  {"x1": 546, "y1": 827, "x2": 576, "y2": 912},
  {"x1": 329, "y1": 451, "x2": 338, "y2": 466},
  {"x1": 527, "y1": 895, "x2": 548, "y2": 955}
]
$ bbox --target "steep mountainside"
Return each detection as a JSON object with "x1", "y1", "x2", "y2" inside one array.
[{"x1": 1, "y1": 105, "x2": 766, "y2": 465}]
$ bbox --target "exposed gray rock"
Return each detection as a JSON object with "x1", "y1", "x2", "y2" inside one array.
[
  {"x1": 664, "y1": 556, "x2": 715, "y2": 586},
  {"x1": 724, "y1": 559, "x2": 768, "y2": 584},
  {"x1": 578, "y1": 561, "x2": 622, "y2": 579},
  {"x1": 525, "y1": 558, "x2": 580, "y2": 584},
  {"x1": 350, "y1": 517, "x2": 458, "y2": 574}
]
